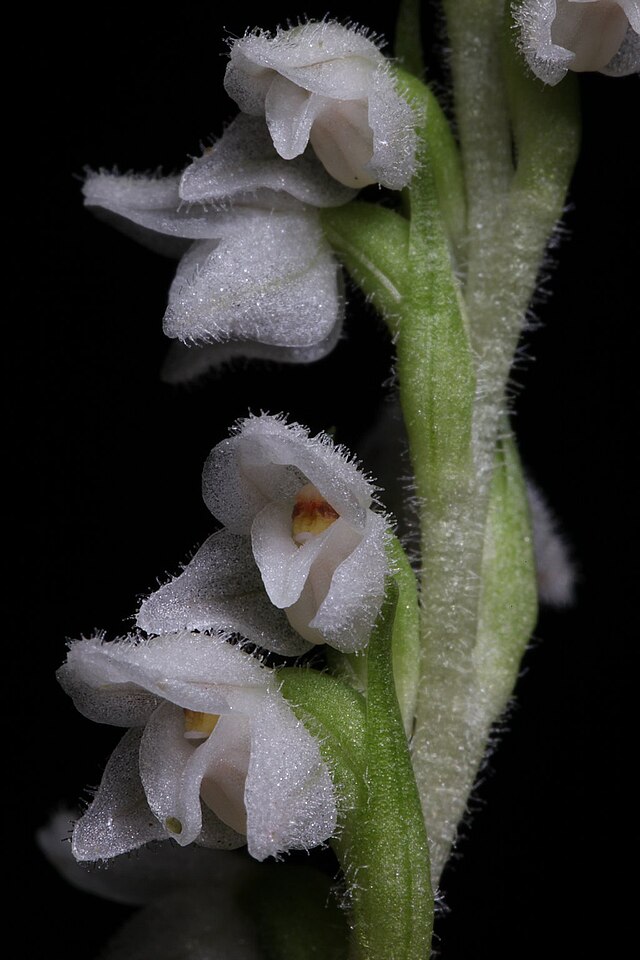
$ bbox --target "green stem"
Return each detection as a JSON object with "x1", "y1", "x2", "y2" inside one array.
[
  {"x1": 377, "y1": 72, "x2": 483, "y2": 886},
  {"x1": 411, "y1": 429, "x2": 538, "y2": 881},
  {"x1": 319, "y1": 29, "x2": 579, "y2": 889},
  {"x1": 280, "y1": 585, "x2": 433, "y2": 960},
  {"x1": 441, "y1": 0, "x2": 514, "y2": 286},
  {"x1": 408, "y1": 9, "x2": 579, "y2": 883},
  {"x1": 334, "y1": 584, "x2": 433, "y2": 960}
]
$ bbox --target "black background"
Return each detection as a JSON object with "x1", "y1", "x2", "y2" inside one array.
[{"x1": 14, "y1": 2, "x2": 637, "y2": 957}]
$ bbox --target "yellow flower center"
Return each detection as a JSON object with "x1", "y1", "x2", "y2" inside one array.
[
  {"x1": 183, "y1": 709, "x2": 220, "y2": 740},
  {"x1": 291, "y1": 483, "x2": 339, "y2": 545}
]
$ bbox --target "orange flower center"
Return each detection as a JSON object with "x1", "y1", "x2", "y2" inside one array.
[{"x1": 291, "y1": 483, "x2": 339, "y2": 545}]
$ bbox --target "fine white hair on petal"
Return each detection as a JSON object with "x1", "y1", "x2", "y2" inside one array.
[
  {"x1": 72, "y1": 728, "x2": 168, "y2": 861},
  {"x1": 159, "y1": 317, "x2": 344, "y2": 384},
  {"x1": 180, "y1": 114, "x2": 356, "y2": 208},
  {"x1": 82, "y1": 171, "x2": 220, "y2": 253},
  {"x1": 365, "y1": 63, "x2": 420, "y2": 190},
  {"x1": 514, "y1": 0, "x2": 640, "y2": 84},
  {"x1": 60, "y1": 631, "x2": 269, "y2": 717},
  {"x1": 58, "y1": 632, "x2": 338, "y2": 863},
  {"x1": 226, "y1": 21, "x2": 385, "y2": 106},
  {"x1": 162, "y1": 212, "x2": 342, "y2": 349},
  {"x1": 526, "y1": 481, "x2": 576, "y2": 606},
  {"x1": 203, "y1": 413, "x2": 377, "y2": 533},
  {"x1": 225, "y1": 20, "x2": 418, "y2": 189},
  {"x1": 243, "y1": 689, "x2": 337, "y2": 861},
  {"x1": 36, "y1": 809, "x2": 253, "y2": 906},
  {"x1": 136, "y1": 530, "x2": 311, "y2": 656}
]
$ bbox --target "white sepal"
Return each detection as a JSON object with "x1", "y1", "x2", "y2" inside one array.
[{"x1": 137, "y1": 530, "x2": 311, "y2": 656}]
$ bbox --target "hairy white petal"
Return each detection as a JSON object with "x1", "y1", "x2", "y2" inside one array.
[
  {"x1": 265, "y1": 75, "x2": 325, "y2": 159},
  {"x1": 137, "y1": 530, "x2": 310, "y2": 656},
  {"x1": 309, "y1": 510, "x2": 389, "y2": 651},
  {"x1": 227, "y1": 22, "x2": 383, "y2": 93},
  {"x1": 37, "y1": 810, "x2": 251, "y2": 905},
  {"x1": 244, "y1": 690, "x2": 337, "y2": 861},
  {"x1": 83, "y1": 172, "x2": 223, "y2": 247},
  {"x1": 139, "y1": 702, "x2": 246, "y2": 847},
  {"x1": 225, "y1": 20, "x2": 417, "y2": 189},
  {"x1": 252, "y1": 504, "x2": 360, "y2": 611},
  {"x1": 204, "y1": 414, "x2": 374, "y2": 533},
  {"x1": 162, "y1": 214, "x2": 341, "y2": 348},
  {"x1": 84, "y1": 118, "x2": 346, "y2": 362},
  {"x1": 224, "y1": 48, "x2": 275, "y2": 115},
  {"x1": 129, "y1": 415, "x2": 388, "y2": 660},
  {"x1": 366, "y1": 65, "x2": 420, "y2": 190},
  {"x1": 72, "y1": 729, "x2": 166, "y2": 861},
  {"x1": 58, "y1": 637, "x2": 162, "y2": 726},
  {"x1": 515, "y1": 0, "x2": 640, "y2": 83},
  {"x1": 180, "y1": 115, "x2": 355, "y2": 207},
  {"x1": 61, "y1": 633, "x2": 269, "y2": 716},
  {"x1": 159, "y1": 319, "x2": 344, "y2": 384}
]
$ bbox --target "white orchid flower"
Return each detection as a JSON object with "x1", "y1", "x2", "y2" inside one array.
[
  {"x1": 57, "y1": 631, "x2": 337, "y2": 863},
  {"x1": 225, "y1": 20, "x2": 418, "y2": 189},
  {"x1": 514, "y1": 0, "x2": 640, "y2": 84},
  {"x1": 83, "y1": 115, "x2": 355, "y2": 374},
  {"x1": 138, "y1": 414, "x2": 389, "y2": 654}
]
